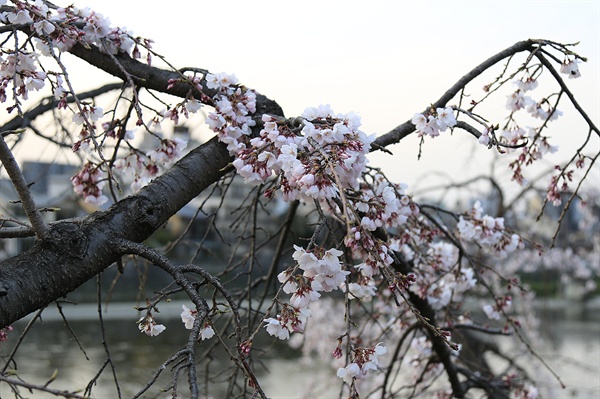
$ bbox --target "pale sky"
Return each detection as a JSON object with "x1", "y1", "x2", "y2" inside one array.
[{"x1": 10, "y1": 0, "x2": 600, "y2": 198}]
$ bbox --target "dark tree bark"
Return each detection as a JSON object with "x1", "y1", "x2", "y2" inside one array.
[
  {"x1": 0, "y1": 136, "x2": 232, "y2": 327},
  {"x1": 0, "y1": 41, "x2": 284, "y2": 327}
]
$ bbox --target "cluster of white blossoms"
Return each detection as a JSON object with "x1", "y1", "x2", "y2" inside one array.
[
  {"x1": 1, "y1": 1, "x2": 194, "y2": 203},
  {"x1": 266, "y1": 245, "x2": 389, "y2": 382},
  {"x1": 264, "y1": 303, "x2": 310, "y2": 340},
  {"x1": 147, "y1": 137, "x2": 188, "y2": 166},
  {"x1": 411, "y1": 107, "x2": 457, "y2": 138},
  {"x1": 1, "y1": 1, "x2": 141, "y2": 105},
  {"x1": 506, "y1": 87, "x2": 563, "y2": 122},
  {"x1": 266, "y1": 245, "x2": 349, "y2": 340},
  {"x1": 457, "y1": 201, "x2": 522, "y2": 258},
  {"x1": 482, "y1": 295, "x2": 512, "y2": 320},
  {"x1": 180, "y1": 305, "x2": 215, "y2": 340},
  {"x1": 336, "y1": 343, "x2": 387, "y2": 383},
  {"x1": 212, "y1": 101, "x2": 376, "y2": 203},
  {"x1": 137, "y1": 312, "x2": 166, "y2": 337},
  {"x1": 71, "y1": 105, "x2": 104, "y2": 126},
  {"x1": 136, "y1": 305, "x2": 217, "y2": 339},
  {"x1": 501, "y1": 61, "x2": 582, "y2": 156},
  {"x1": 205, "y1": 72, "x2": 257, "y2": 155},
  {"x1": 0, "y1": 51, "x2": 46, "y2": 102},
  {"x1": 405, "y1": 242, "x2": 478, "y2": 311},
  {"x1": 352, "y1": 174, "x2": 414, "y2": 232}
]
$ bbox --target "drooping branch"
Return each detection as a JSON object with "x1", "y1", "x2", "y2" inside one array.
[
  {"x1": 373, "y1": 39, "x2": 538, "y2": 148},
  {"x1": 114, "y1": 239, "x2": 268, "y2": 399},
  {"x1": 534, "y1": 51, "x2": 599, "y2": 136}
]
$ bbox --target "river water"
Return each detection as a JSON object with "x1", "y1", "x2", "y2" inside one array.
[{"x1": 1, "y1": 300, "x2": 598, "y2": 399}]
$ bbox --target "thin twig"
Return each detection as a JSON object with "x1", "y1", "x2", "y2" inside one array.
[{"x1": 0, "y1": 134, "x2": 48, "y2": 239}]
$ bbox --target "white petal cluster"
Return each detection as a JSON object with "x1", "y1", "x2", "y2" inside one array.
[
  {"x1": 180, "y1": 305, "x2": 215, "y2": 340},
  {"x1": 560, "y1": 59, "x2": 581, "y2": 79},
  {"x1": 266, "y1": 245, "x2": 349, "y2": 340},
  {"x1": 336, "y1": 343, "x2": 387, "y2": 383},
  {"x1": 113, "y1": 138, "x2": 188, "y2": 193},
  {"x1": 264, "y1": 305, "x2": 310, "y2": 341},
  {"x1": 505, "y1": 83, "x2": 563, "y2": 130},
  {"x1": 212, "y1": 101, "x2": 374, "y2": 202},
  {"x1": 457, "y1": 201, "x2": 522, "y2": 258},
  {"x1": 482, "y1": 296, "x2": 512, "y2": 320},
  {"x1": 411, "y1": 107, "x2": 456, "y2": 138},
  {"x1": 407, "y1": 242, "x2": 477, "y2": 310},
  {"x1": 137, "y1": 314, "x2": 166, "y2": 337}
]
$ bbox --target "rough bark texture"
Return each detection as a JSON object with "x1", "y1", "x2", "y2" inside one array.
[
  {"x1": 0, "y1": 137, "x2": 230, "y2": 326},
  {"x1": 0, "y1": 41, "x2": 283, "y2": 327}
]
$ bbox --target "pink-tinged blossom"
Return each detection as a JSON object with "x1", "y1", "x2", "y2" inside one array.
[
  {"x1": 147, "y1": 138, "x2": 187, "y2": 166},
  {"x1": 478, "y1": 128, "x2": 490, "y2": 146},
  {"x1": 33, "y1": 19, "x2": 56, "y2": 35},
  {"x1": 138, "y1": 315, "x2": 166, "y2": 337},
  {"x1": 501, "y1": 127, "x2": 527, "y2": 144},
  {"x1": 456, "y1": 268, "x2": 477, "y2": 292},
  {"x1": 506, "y1": 90, "x2": 532, "y2": 112},
  {"x1": 71, "y1": 162, "x2": 108, "y2": 206},
  {"x1": 483, "y1": 296, "x2": 512, "y2": 320},
  {"x1": 181, "y1": 304, "x2": 196, "y2": 329},
  {"x1": 337, "y1": 343, "x2": 387, "y2": 382},
  {"x1": 24, "y1": 71, "x2": 46, "y2": 92},
  {"x1": 290, "y1": 284, "x2": 321, "y2": 308},
  {"x1": 524, "y1": 385, "x2": 539, "y2": 399},
  {"x1": 427, "y1": 281, "x2": 454, "y2": 310},
  {"x1": 0, "y1": 326, "x2": 13, "y2": 342},
  {"x1": 185, "y1": 98, "x2": 202, "y2": 113},
  {"x1": 277, "y1": 269, "x2": 298, "y2": 294},
  {"x1": 264, "y1": 317, "x2": 290, "y2": 340},
  {"x1": 114, "y1": 153, "x2": 143, "y2": 176},
  {"x1": 346, "y1": 280, "x2": 377, "y2": 301},
  {"x1": 514, "y1": 77, "x2": 539, "y2": 92},
  {"x1": 411, "y1": 113, "x2": 428, "y2": 131},
  {"x1": 263, "y1": 304, "x2": 310, "y2": 340},
  {"x1": 560, "y1": 59, "x2": 581, "y2": 78},
  {"x1": 292, "y1": 245, "x2": 320, "y2": 272},
  {"x1": 435, "y1": 107, "x2": 456, "y2": 131},
  {"x1": 201, "y1": 324, "x2": 215, "y2": 340},
  {"x1": 336, "y1": 362, "x2": 361, "y2": 383},
  {"x1": 72, "y1": 105, "x2": 103, "y2": 125},
  {"x1": 7, "y1": 9, "x2": 33, "y2": 24}
]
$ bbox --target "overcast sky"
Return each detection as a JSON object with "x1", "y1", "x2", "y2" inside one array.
[{"x1": 13, "y1": 1, "x2": 600, "y2": 197}]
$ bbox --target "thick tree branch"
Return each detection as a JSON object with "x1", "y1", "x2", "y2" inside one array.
[
  {"x1": 0, "y1": 135, "x2": 232, "y2": 327},
  {"x1": 0, "y1": 31, "x2": 283, "y2": 327}
]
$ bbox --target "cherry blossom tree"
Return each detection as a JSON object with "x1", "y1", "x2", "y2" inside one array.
[{"x1": 0, "y1": 1, "x2": 598, "y2": 398}]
